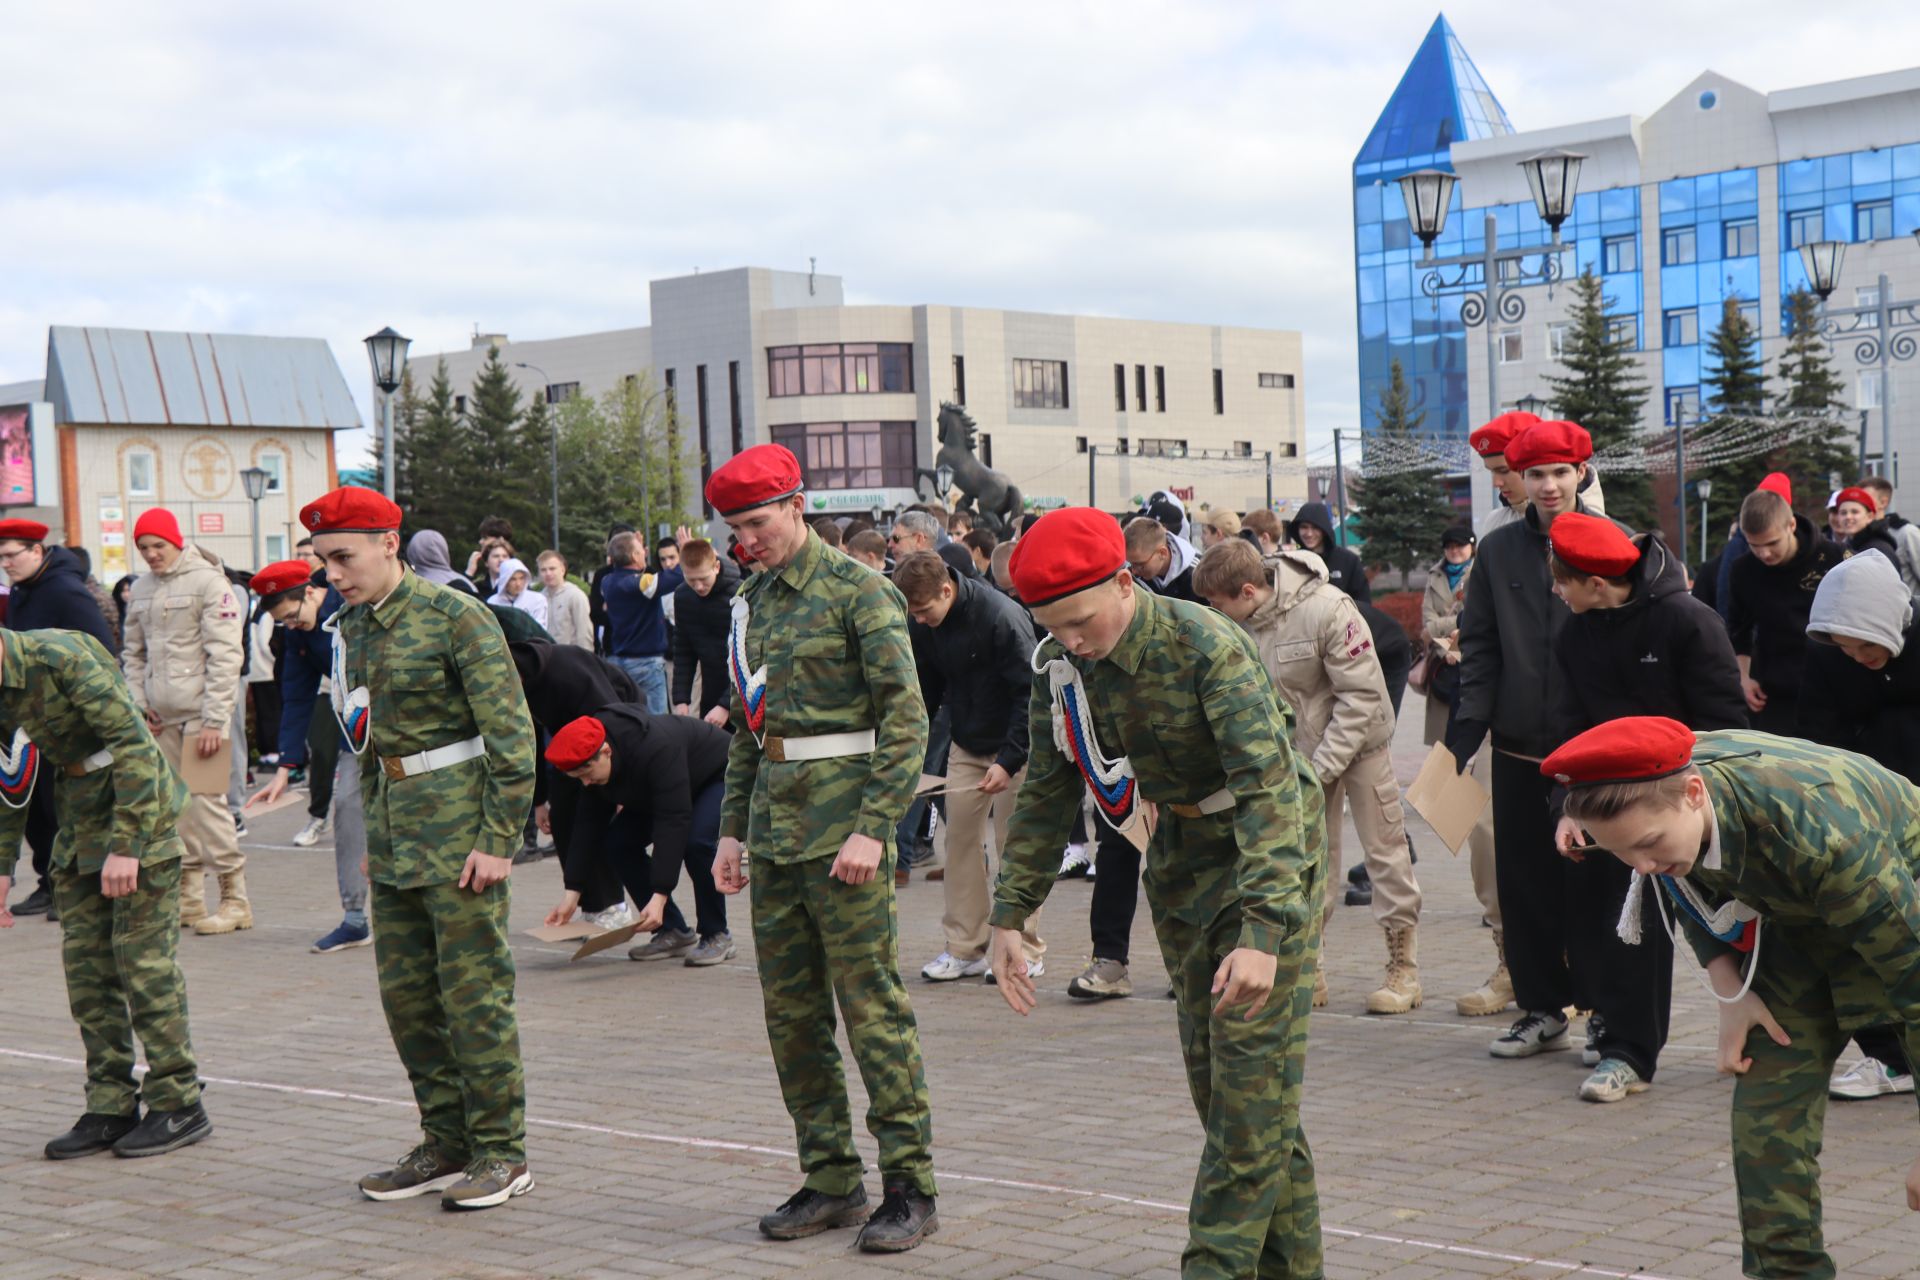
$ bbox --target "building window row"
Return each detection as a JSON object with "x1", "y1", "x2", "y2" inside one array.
[
  {"x1": 1136, "y1": 437, "x2": 1188, "y2": 458},
  {"x1": 1013, "y1": 358, "x2": 1070, "y2": 410},
  {"x1": 768, "y1": 343, "x2": 913, "y2": 398},
  {"x1": 767, "y1": 420, "x2": 916, "y2": 491},
  {"x1": 1257, "y1": 372, "x2": 1295, "y2": 389}
]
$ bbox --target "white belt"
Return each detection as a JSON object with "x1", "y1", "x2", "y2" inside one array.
[
  {"x1": 65, "y1": 749, "x2": 114, "y2": 778},
  {"x1": 765, "y1": 729, "x2": 877, "y2": 764},
  {"x1": 378, "y1": 735, "x2": 486, "y2": 781},
  {"x1": 1165, "y1": 787, "x2": 1235, "y2": 819}
]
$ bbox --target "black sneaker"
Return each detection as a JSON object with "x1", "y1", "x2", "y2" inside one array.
[
  {"x1": 111, "y1": 1100, "x2": 211, "y2": 1158},
  {"x1": 46, "y1": 1111, "x2": 139, "y2": 1160},
  {"x1": 1584, "y1": 1013, "x2": 1607, "y2": 1066},
  {"x1": 1344, "y1": 881, "x2": 1373, "y2": 907},
  {"x1": 232, "y1": 815, "x2": 248, "y2": 839},
  {"x1": 856, "y1": 1183, "x2": 938, "y2": 1253},
  {"x1": 1346, "y1": 865, "x2": 1370, "y2": 887},
  {"x1": 12, "y1": 884, "x2": 52, "y2": 916},
  {"x1": 757, "y1": 1185, "x2": 870, "y2": 1240}
]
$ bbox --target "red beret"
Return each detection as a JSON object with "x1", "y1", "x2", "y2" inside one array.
[
  {"x1": 1504, "y1": 420, "x2": 1593, "y2": 473},
  {"x1": 0, "y1": 518, "x2": 49, "y2": 542},
  {"x1": 545, "y1": 715, "x2": 608, "y2": 772},
  {"x1": 706, "y1": 445, "x2": 803, "y2": 518},
  {"x1": 1541, "y1": 716, "x2": 1696, "y2": 788},
  {"x1": 299, "y1": 486, "x2": 402, "y2": 535},
  {"x1": 1835, "y1": 486, "x2": 1879, "y2": 514},
  {"x1": 133, "y1": 508, "x2": 183, "y2": 549},
  {"x1": 1756, "y1": 472, "x2": 1793, "y2": 504},
  {"x1": 251, "y1": 559, "x2": 316, "y2": 599},
  {"x1": 1469, "y1": 411, "x2": 1541, "y2": 459},
  {"x1": 1008, "y1": 507, "x2": 1127, "y2": 607},
  {"x1": 1549, "y1": 512, "x2": 1639, "y2": 579}
]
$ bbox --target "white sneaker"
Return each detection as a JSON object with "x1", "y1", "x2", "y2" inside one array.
[
  {"x1": 984, "y1": 959, "x2": 1045, "y2": 985},
  {"x1": 1057, "y1": 844, "x2": 1091, "y2": 879},
  {"x1": 291, "y1": 816, "x2": 330, "y2": 848},
  {"x1": 1578, "y1": 1058, "x2": 1650, "y2": 1103},
  {"x1": 582, "y1": 901, "x2": 636, "y2": 931},
  {"x1": 921, "y1": 951, "x2": 989, "y2": 982},
  {"x1": 1830, "y1": 1057, "x2": 1916, "y2": 1100},
  {"x1": 1490, "y1": 1011, "x2": 1573, "y2": 1058}
]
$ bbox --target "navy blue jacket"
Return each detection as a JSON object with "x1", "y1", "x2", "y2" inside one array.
[
  {"x1": 5, "y1": 546, "x2": 116, "y2": 650},
  {"x1": 275, "y1": 587, "x2": 346, "y2": 767},
  {"x1": 602, "y1": 566, "x2": 670, "y2": 659}
]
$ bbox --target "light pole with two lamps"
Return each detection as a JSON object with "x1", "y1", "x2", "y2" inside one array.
[
  {"x1": 364, "y1": 327, "x2": 412, "y2": 501},
  {"x1": 1797, "y1": 232, "x2": 1920, "y2": 483}
]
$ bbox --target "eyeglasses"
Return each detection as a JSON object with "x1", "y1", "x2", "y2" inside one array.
[{"x1": 0, "y1": 548, "x2": 35, "y2": 561}]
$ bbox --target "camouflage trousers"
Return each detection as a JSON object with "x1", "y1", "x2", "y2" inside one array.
[
  {"x1": 51, "y1": 847, "x2": 201, "y2": 1114},
  {"x1": 1150, "y1": 862, "x2": 1324, "y2": 1278},
  {"x1": 369, "y1": 878, "x2": 525, "y2": 1163},
  {"x1": 750, "y1": 852, "x2": 935, "y2": 1197}
]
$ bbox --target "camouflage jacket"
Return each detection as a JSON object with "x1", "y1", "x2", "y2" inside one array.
[
  {"x1": 993, "y1": 591, "x2": 1321, "y2": 953},
  {"x1": 1683, "y1": 730, "x2": 1920, "y2": 1072},
  {"x1": 336, "y1": 570, "x2": 536, "y2": 888},
  {"x1": 719, "y1": 529, "x2": 928, "y2": 863},
  {"x1": 0, "y1": 629, "x2": 188, "y2": 876}
]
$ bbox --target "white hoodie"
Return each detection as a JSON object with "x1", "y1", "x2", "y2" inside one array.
[{"x1": 488, "y1": 556, "x2": 548, "y2": 627}]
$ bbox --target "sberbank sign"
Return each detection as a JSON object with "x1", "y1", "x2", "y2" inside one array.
[{"x1": 812, "y1": 492, "x2": 890, "y2": 511}]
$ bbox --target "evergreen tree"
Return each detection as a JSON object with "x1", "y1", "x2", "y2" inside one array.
[
  {"x1": 520, "y1": 392, "x2": 555, "y2": 553},
  {"x1": 553, "y1": 374, "x2": 692, "y2": 567},
  {"x1": 400, "y1": 359, "x2": 464, "y2": 541},
  {"x1": 1773, "y1": 288, "x2": 1857, "y2": 510},
  {"x1": 1544, "y1": 267, "x2": 1654, "y2": 532},
  {"x1": 375, "y1": 364, "x2": 423, "y2": 514},
  {"x1": 1696, "y1": 296, "x2": 1772, "y2": 558},
  {"x1": 461, "y1": 347, "x2": 531, "y2": 543},
  {"x1": 1350, "y1": 359, "x2": 1453, "y2": 579}
]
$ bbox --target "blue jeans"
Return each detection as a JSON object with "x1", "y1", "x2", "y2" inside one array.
[
  {"x1": 615, "y1": 655, "x2": 669, "y2": 714},
  {"x1": 602, "y1": 778, "x2": 727, "y2": 938}
]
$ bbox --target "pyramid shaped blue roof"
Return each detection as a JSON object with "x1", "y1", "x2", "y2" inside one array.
[{"x1": 1355, "y1": 14, "x2": 1512, "y2": 170}]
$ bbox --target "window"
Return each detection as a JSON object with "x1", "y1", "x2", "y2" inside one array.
[
  {"x1": 979, "y1": 433, "x2": 993, "y2": 468},
  {"x1": 1736, "y1": 300, "x2": 1761, "y2": 334},
  {"x1": 1113, "y1": 364, "x2": 1126, "y2": 411},
  {"x1": 1115, "y1": 437, "x2": 1129, "y2": 455},
  {"x1": 1856, "y1": 199, "x2": 1893, "y2": 241},
  {"x1": 1232, "y1": 441, "x2": 1253, "y2": 457},
  {"x1": 952, "y1": 355, "x2": 966, "y2": 404},
  {"x1": 1662, "y1": 227, "x2": 1696, "y2": 266},
  {"x1": 256, "y1": 451, "x2": 285, "y2": 494},
  {"x1": 1153, "y1": 366, "x2": 1166, "y2": 412},
  {"x1": 1277, "y1": 442, "x2": 1298, "y2": 458},
  {"x1": 453, "y1": 395, "x2": 467, "y2": 416},
  {"x1": 127, "y1": 450, "x2": 156, "y2": 496},
  {"x1": 1663, "y1": 309, "x2": 1699, "y2": 346},
  {"x1": 728, "y1": 361, "x2": 743, "y2": 457},
  {"x1": 1257, "y1": 372, "x2": 1295, "y2": 389},
  {"x1": 767, "y1": 421, "x2": 917, "y2": 490},
  {"x1": 1075, "y1": 436, "x2": 1089, "y2": 454},
  {"x1": 1786, "y1": 210, "x2": 1822, "y2": 249},
  {"x1": 1498, "y1": 330, "x2": 1523, "y2": 363},
  {"x1": 544, "y1": 381, "x2": 580, "y2": 404},
  {"x1": 264, "y1": 533, "x2": 288, "y2": 562},
  {"x1": 1602, "y1": 235, "x2": 1637, "y2": 274},
  {"x1": 767, "y1": 343, "x2": 913, "y2": 396},
  {"x1": 1496, "y1": 257, "x2": 1521, "y2": 284},
  {"x1": 1858, "y1": 284, "x2": 1882, "y2": 320},
  {"x1": 1012, "y1": 358, "x2": 1069, "y2": 410},
  {"x1": 1548, "y1": 323, "x2": 1569, "y2": 359},
  {"x1": 1665, "y1": 386, "x2": 1700, "y2": 424},
  {"x1": 1137, "y1": 438, "x2": 1188, "y2": 458},
  {"x1": 1860, "y1": 370, "x2": 1883, "y2": 410},
  {"x1": 1212, "y1": 368, "x2": 1224, "y2": 415},
  {"x1": 1723, "y1": 219, "x2": 1758, "y2": 258},
  {"x1": 695, "y1": 365, "x2": 710, "y2": 462},
  {"x1": 1606, "y1": 315, "x2": 1639, "y2": 348},
  {"x1": 1134, "y1": 364, "x2": 1146, "y2": 412}
]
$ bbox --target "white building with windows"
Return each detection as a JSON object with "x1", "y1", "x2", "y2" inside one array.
[
  {"x1": 0, "y1": 326, "x2": 356, "y2": 578},
  {"x1": 407, "y1": 266, "x2": 1309, "y2": 521}
]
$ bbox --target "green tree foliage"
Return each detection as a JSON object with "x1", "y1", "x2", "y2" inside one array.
[
  {"x1": 1351, "y1": 359, "x2": 1453, "y2": 579},
  {"x1": 1544, "y1": 268, "x2": 1654, "y2": 532},
  {"x1": 460, "y1": 347, "x2": 533, "y2": 542},
  {"x1": 400, "y1": 359, "x2": 466, "y2": 542},
  {"x1": 553, "y1": 375, "x2": 695, "y2": 566},
  {"x1": 1695, "y1": 295, "x2": 1772, "y2": 556},
  {"x1": 1773, "y1": 288, "x2": 1858, "y2": 511}
]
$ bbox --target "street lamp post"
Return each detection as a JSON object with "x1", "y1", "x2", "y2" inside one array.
[
  {"x1": 240, "y1": 466, "x2": 269, "y2": 573},
  {"x1": 1514, "y1": 391, "x2": 1550, "y2": 418},
  {"x1": 1799, "y1": 233, "x2": 1920, "y2": 484},
  {"x1": 364, "y1": 327, "x2": 411, "y2": 500},
  {"x1": 1696, "y1": 478, "x2": 1713, "y2": 563},
  {"x1": 513, "y1": 362, "x2": 563, "y2": 552}
]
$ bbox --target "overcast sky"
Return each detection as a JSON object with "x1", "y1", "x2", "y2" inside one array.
[{"x1": 6, "y1": 2, "x2": 1917, "y2": 467}]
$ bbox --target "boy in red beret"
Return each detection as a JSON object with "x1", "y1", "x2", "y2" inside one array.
[
  {"x1": 1547, "y1": 716, "x2": 1920, "y2": 1278},
  {"x1": 991, "y1": 506, "x2": 1325, "y2": 1278}
]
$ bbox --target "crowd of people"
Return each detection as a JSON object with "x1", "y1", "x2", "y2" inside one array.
[{"x1": 1, "y1": 415, "x2": 1917, "y2": 1277}]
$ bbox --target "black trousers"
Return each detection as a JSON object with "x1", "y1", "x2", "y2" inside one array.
[
  {"x1": 251, "y1": 683, "x2": 281, "y2": 764},
  {"x1": 1492, "y1": 749, "x2": 1574, "y2": 1014},
  {"x1": 24, "y1": 778, "x2": 57, "y2": 887},
  {"x1": 1750, "y1": 691, "x2": 1800, "y2": 738},
  {"x1": 306, "y1": 713, "x2": 340, "y2": 821},
  {"x1": 550, "y1": 772, "x2": 626, "y2": 914},
  {"x1": 1855, "y1": 1026, "x2": 1914, "y2": 1075},
  {"x1": 1089, "y1": 820, "x2": 1141, "y2": 963},
  {"x1": 1567, "y1": 845, "x2": 1673, "y2": 1080}
]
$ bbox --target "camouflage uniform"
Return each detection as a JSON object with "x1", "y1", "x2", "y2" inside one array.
[
  {"x1": 335, "y1": 570, "x2": 537, "y2": 1164},
  {"x1": 0, "y1": 630, "x2": 199, "y2": 1115},
  {"x1": 1678, "y1": 730, "x2": 1920, "y2": 1280},
  {"x1": 996, "y1": 591, "x2": 1326, "y2": 1280},
  {"x1": 720, "y1": 528, "x2": 936, "y2": 1197}
]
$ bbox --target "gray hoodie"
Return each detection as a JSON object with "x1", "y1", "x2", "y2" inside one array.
[
  {"x1": 405, "y1": 529, "x2": 477, "y2": 594},
  {"x1": 1808, "y1": 549, "x2": 1914, "y2": 654}
]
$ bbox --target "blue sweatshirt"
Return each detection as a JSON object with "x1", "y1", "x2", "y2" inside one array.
[
  {"x1": 275, "y1": 587, "x2": 346, "y2": 766},
  {"x1": 602, "y1": 566, "x2": 670, "y2": 659}
]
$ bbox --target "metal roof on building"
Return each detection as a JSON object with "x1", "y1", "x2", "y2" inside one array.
[{"x1": 46, "y1": 326, "x2": 361, "y2": 429}]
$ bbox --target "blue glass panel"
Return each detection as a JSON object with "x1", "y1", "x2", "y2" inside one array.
[
  {"x1": 1355, "y1": 184, "x2": 1384, "y2": 223},
  {"x1": 1660, "y1": 179, "x2": 1695, "y2": 214},
  {"x1": 1854, "y1": 181, "x2": 1893, "y2": 202},
  {"x1": 1853, "y1": 149, "x2": 1893, "y2": 185},
  {"x1": 1358, "y1": 267, "x2": 1386, "y2": 303},
  {"x1": 1780, "y1": 253, "x2": 1810, "y2": 294},
  {"x1": 1664, "y1": 347, "x2": 1699, "y2": 386},
  {"x1": 1695, "y1": 172, "x2": 1721, "y2": 207},
  {"x1": 1724, "y1": 257, "x2": 1760, "y2": 301},
  {"x1": 1359, "y1": 303, "x2": 1388, "y2": 341},
  {"x1": 1897, "y1": 194, "x2": 1920, "y2": 236},
  {"x1": 1387, "y1": 300, "x2": 1413, "y2": 339},
  {"x1": 1783, "y1": 159, "x2": 1822, "y2": 195},
  {"x1": 1721, "y1": 169, "x2": 1759, "y2": 203},
  {"x1": 1827, "y1": 203, "x2": 1853, "y2": 241},
  {"x1": 1783, "y1": 189, "x2": 1820, "y2": 212},
  {"x1": 1600, "y1": 188, "x2": 1636, "y2": 221},
  {"x1": 1824, "y1": 155, "x2": 1851, "y2": 188},
  {"x1": 1385, "y1": 263, "x2": 1414, "y2": 300},
  {"x1": 1699, "y1": 218, "x2": 1722, "y2": 263},
  {"x1": 1382, "y1": 220, "x2": 1411, "y2": 251},
  {"x1": 1357, "y1": 223, "x2": 1384, "y2": 254},
  {"x1": 1663, "y1": 265, "x2": 1697, "y2": 306},
  {"x1": 1575, "y1": 236, "x2": 1599, "y2": 274},
  {"x1": 1698, "y1": 272, "x2": 1725, "y2": 306}
]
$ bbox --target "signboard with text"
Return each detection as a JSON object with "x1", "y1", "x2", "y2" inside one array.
[{"x1": 197, "y1": 513, "x2": 225, "y2": 535}]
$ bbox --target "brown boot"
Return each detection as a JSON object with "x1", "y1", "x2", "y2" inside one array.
[
  {"x1": 1456, "y1": 932, "x2": 1514, "y2": 1017},
  {"x1": 179, "y1": 865, "x2": 209, "y2": 929},
  {"x1": 1366, "y1": 926, "x2": 1422, "y2": 1014},
  {"x1": 194, "y1": 871, "x2": 253, "y2": 935}
]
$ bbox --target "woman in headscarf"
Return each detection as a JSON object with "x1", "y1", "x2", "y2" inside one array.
[{"x1": 404, "y1": 529, "x2": 478, "y2": 595}]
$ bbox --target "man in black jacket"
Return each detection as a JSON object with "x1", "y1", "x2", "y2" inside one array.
[
  {"x1": 670, "y1": 539, "x2": 741, "y2": 726},
  {"x1": 1123, "y1": 516, "x2": 1200, "y2": 603},
  {"x1": 892, "y1": 553, "x2": 1045, "y2": 983},
  {"x1": 1725, "y1": 490, "x2": 1847, "y2": 736},
  {"x1": 1285, "y1": 502, "x2": 1370, "y2": 603},
  {"x1": 0, "y1": 519, "x2": 116, "y2": 920},
  {"x1": 542, "y1": 707, "x2": 734, "y2": 967},
  {"x1": 1544, "y1": 515, "x2": 1746, "y2": 1103}
]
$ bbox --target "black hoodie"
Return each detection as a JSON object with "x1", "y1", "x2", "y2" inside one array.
[
  {"x1": 670, "y1": 557, "x2": 744, "y2": 715},
  {"x1": 565, "y1": 705, "x2": 732, "y2": 898},
  {"x1": 509, "y1": 641, "x2": 640, "y2": 733},
  {"x1": 1802, "y1": 615, "x2": 1920, "y2": 783},
  {"x1": 1725, "y1": 514, "x2": 1847, "y2": 701},
  {"x1": 1285, "y1": 502, "x2": 1370, "y2": 603},
  {"x1": 1549, "y1": 531, "x2": 1748, "y2": 747},
  {"x1": 4, "y1": 545, "x2": 116, "y2": 649}
]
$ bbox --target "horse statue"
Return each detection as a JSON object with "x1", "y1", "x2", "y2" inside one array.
[{"x1": 916, "y1": 401, "x2": 1023, "y2": 536}]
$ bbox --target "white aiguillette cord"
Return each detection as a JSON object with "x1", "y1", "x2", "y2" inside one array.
[{"x1": 1618, "y1": 869, "x2": 1762, "y2": 1005}]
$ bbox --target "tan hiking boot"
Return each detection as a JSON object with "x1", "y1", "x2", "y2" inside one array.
[
  {"x1": 1456, "y1": 933, "x2": 1514, "y2": 1017},
  {"x1": 1311, "y1": 964, "x2": 1328, "y2": 1008},
  {"x1": 194, "y1": 872, "x2": 253, "y2": 935},
  {"x1": 1366, "y1": 926, "x2": 1422, "y2": 1014},
  {"x1": 179, "y1": 865, "x2": 208, "y2": 929}
]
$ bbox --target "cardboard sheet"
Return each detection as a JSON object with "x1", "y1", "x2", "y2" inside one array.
[
  {"x1": 176, "y1": 725, "x2": 233, "y2": 795},
  {"x1": 1404, "y1": 742, "x2": 1491, "y2": 856},
  {"x1": 524, "y1": 922, "x2": 598, "y2": 942},
  {"x1": 571, "y1": 921, "x2": 644, "y2": 962}
]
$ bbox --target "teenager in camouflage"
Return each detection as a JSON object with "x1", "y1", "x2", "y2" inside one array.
[
  {"x1": 0, "y1": 627, "x2": 212, "y2": 1159},
  {"x1": 990, "y1": 507, "x2": 1326, "y2": 1280},
  {"x1": 301, "y1": 486, "x2": 538, "y2": 1212},
  {"x1": 707, "y1": 444, "x2": 940, "y2": 1254},
  {"x1": 1548, "y1": 717, "x2": 1920, "y2": 1279}
]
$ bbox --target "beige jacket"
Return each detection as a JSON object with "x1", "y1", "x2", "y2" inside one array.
[
  {"x1": 1242, "y1": 550, "x2": 1393, "y2": 783},
  {"x1": 1421, "y1": 558, "x2": 1473, "y2": 645},
  {"x1": 544, "y1": 580, "x2": 594, "y2": 650},
  {"x1": 123, "y1": 544, "x2": 246, "y2": 733}
]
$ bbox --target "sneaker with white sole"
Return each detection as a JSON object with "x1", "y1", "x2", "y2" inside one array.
[
  {"x1": 984, "y1": 959, "x2": 1044, "y2": 985},
  {"x1": 1578, "y1": 1057, "x2": 1650, "y2": 1103},
  {"x1": 291, "y1": 816, "x2": 330, "y2": 848},
  {"x1": 312, "y1": 921, "x2": 372, "y2": 953},
  {"x1": 1066, "y1": 958, "x2": 1130, "y2": 1000},
  {"x1": 1583, "y1": 1013, "x2": 1607, "y2": 1066},
  {"x1": 1057, "y1": 844, "x2": 1092, "y2": 879},
  {"x1": 440, "y1": 1157, "x2": 534, "y2": 1210},
  {"x1": 685, "y1": 932, "x2": 736, "y2": 966},
  {"x1": 359, "y1": 1142, "x2": 466, "y2": 1200},
  {"x1": 1490, "y1": 1010, "x2": 1573, "y2": 1058},
  {"x1": 921, "y1": 951, "x2": 989, "y2": 982},
  {"x1": 581, "y1": 901, "x2": 635, "y2": 931},
  {"x1": 1830, "y1": 1056, "x2": 1916, "y2": 1100},
  {"x1": 627, "y1": 928, "x2": 697, "y2": 961}
]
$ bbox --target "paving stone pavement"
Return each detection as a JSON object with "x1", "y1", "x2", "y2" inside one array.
[{"x1": 4, "y1": 696, "x2": 1918, "y2": 1279}]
